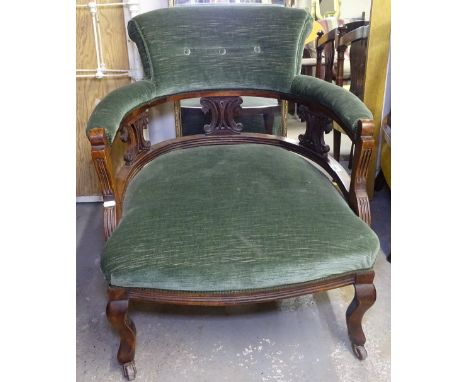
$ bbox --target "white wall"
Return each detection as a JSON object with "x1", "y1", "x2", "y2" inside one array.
[{"x1": 340, "y1": 0, "x2": 372, "y2": 20}]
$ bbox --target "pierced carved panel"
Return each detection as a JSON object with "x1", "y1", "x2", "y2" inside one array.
[
  {"x1": 200, "y1": 96, "x2": 244, "y2": 135},
  {"x1": 297, "y1": 105, "x2": 332, "y2": 159},
  {"x1": 120, "y1": 110, "x2": 151, "y2": 165}
]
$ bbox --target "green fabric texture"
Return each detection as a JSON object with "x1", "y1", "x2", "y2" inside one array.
[
  {"x1": 86, "y1": 6, "x2": 372, "y2": 143},
  {"x1": 86, "y1": 80, "x2": 159, "y2": 142},
  {"x1": 290, "y1": 75, "x2": 373, "y2": 135},
  {"x1": 101, "y1": 144, "x2": 380, "y2": 292},
  {"x1": 128, "y1": 6, "x2": 311, "y2": 92}
]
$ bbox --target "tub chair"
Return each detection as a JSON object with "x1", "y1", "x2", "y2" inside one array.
[{"x1": 86, "y1": 5, "x2": 379, "y2": 380}]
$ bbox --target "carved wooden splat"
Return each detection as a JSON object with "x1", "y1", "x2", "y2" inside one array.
[
  {"x1": 297, "y1": 104, "x2": 332, "y2": 160},
  {"x1": 120, "y1": 110, "x2": 151, "y2": 165},
  {"x1": 200, "y1": 96, "x2": 244, "y2": 135}
]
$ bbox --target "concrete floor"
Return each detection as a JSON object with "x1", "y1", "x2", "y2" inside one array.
[{"x1": 77, "y1": 119, "x2": 391, "y2": 381}]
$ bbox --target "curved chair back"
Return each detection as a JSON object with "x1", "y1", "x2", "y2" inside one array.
[
  {"x1": 315, "y1": 29, "x2": 337, "y2": 82},
  {"x1": 336, "y1": 25, "x2": 370, "y2": 100},
  {"x1": 128, "y1": 6, "x2": 311, "y2": 95}
]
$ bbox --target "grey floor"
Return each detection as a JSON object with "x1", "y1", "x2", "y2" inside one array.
[{"x1": 77, "y1": 117, "x2": 391, "y2": 381}]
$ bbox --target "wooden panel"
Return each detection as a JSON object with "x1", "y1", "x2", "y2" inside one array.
[{"x1": 76, "y1": 1, "x2": 131, "y2": 196}]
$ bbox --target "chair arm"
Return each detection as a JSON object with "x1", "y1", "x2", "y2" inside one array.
[
  {"x1": 290, "y1": 74, "x2": 372, "y2": 138},
  {"x1": 86, "y1": 80, "x2": 159, "y2": 144}
]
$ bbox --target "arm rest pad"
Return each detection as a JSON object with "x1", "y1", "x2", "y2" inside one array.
[
  {"x1": 86, "y1": 80, "x2": 159, "y2": 143},
  {"x1": 290, "y1": 75, "x2": 373, "y2": 136},
  {"x1": 86, "y1": 76, "x2": 372, "y2": 143}
]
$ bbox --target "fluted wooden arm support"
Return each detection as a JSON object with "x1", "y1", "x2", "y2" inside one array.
[
  {"x1": 119, "y1": 110, "x2": 151, "y2": 165},
  {"x1": 349, "y1": 120, "x2": 374, "y2": 225},
  {"x1": 88, "y1": 128, "x2": 118, "y2": 240}
]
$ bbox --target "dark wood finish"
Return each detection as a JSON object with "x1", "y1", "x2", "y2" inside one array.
[
  {"x1": 106, "y1": 297, "x2": 137, "y2": 380},
  {"x1": 333, "y1": 129, "x2": 342, "y2": 161},
  {"x1": 107, "y1": 272, "x2": 365, "y2": 307},
  {"x1": 314, "y1": 30, "x2": 324, "y2": 81},
  {"x1": 200, "y1": 96, "x2": 244, "y2": 135},
  {"x1": 119, "y1": 110, "x2": 151, "y2": 165},
  {"x1": 335, "y1": 24, "x2": 370, "y2": 165},
  {"x1": 262, "y1": 112, "x2": 274, "y2": 134},
  {"x1": 314, "y1": 28, "x2": 348, "y2": 161},
  {"x1": 346, "y1": 271, "x2": 376, "y2": 360},
  {"x1": 301, "y1": 47, "x2": 314, "y2": 76},
  {"x1": 315, "y1": 29, "x2": 336, "y2": 81},
  {"x1": 335, "y1": 26, "x2": 348, "y2": 88},
  {"x1": 336, "y1": 25, "x2": 370, "y2": 100},
  {"x1": 297, "y1": 104, "x2": 332, "y2": 159},
  {"x1": 336, "y1": 22, "x2": 369, "y2": 88},
  {"x1": 327, "y1": 26, "x2": 346, "y2": 161}
]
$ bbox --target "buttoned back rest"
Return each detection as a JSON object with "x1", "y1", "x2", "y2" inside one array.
[{"x1": 128, "y1": 6, "x2": 312, "y2": 95}]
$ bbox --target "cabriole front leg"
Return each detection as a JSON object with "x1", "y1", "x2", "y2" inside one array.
[
  {"x1": 346, "y1": 273, "x2": 376, "y2": 360},
  {"x1": 106, "y1": 299, "x2": 137, "y2": 380}
]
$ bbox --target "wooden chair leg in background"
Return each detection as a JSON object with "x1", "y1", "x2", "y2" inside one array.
[
  {"x1": 348, "y1": 143, "x2": 354, "y2": 169},
  {"x1": 106, "y1": 299, "x2": 137, "y2": 380},
  {"x1": 333, "y1": 129, "x2": 341, "y2": 161},
  {"x1": 263, "y1": 112, "x2": 275, "y2": 135},
  {"x1": 346, "y1": 272, "x2": 377, "y2": 360}
]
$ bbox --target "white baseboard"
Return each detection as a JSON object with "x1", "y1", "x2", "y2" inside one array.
[{"x1": 76, "y1": 195, "x2": 103, "y2": 203}]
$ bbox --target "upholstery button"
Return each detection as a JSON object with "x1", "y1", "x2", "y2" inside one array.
[
  {"x1": 183, "y1": 48, "x2": 191, "y2": 55},
  {"x1": 219, "y1": 48, "x2": 226, "y2": 55},
  {"x1": 254, "y1": 46, "x2": 261, "y2": 53}
]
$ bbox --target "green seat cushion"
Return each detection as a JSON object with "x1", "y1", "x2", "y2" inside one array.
[{"x1": 102, "y1": 144, "x2": 380, "y2": 292}]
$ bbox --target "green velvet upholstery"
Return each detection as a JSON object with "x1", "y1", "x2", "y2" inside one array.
[
  {"x1": 127, "y1": 6, "x2": 311, "y2": 93},
  {"x1": 101, "y1": 144, "x2": 380, "y2": 292},
  {"x1": 86, "y1": 6, "x2": 373, "y2": 143},
  {"x1": 290, "y1": 75, "x2": 373, "y2": 135},
  {"x1": 87, "y1": 80, "x2": 159, "y2": 142}
]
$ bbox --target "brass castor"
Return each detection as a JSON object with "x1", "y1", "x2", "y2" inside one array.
[
  {"x1": 123, "y1": 361, "x2": 137, "y2": 381},
  {"x1": 352, "y1": 344, "x2": 368, "y2": 360}
]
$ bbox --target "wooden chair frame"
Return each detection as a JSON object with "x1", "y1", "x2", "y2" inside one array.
[
  {"x1": 88, "y1": 89, "x2": 376, "y2": 380},
  {"x1": 316, "y1": 21, "x2": 369, "y2": 163},
  {"x1": 335, "y1": 24, "x2": 370, "y2": 166},
  {"x1": 336, "y1": 25, "x2": 370, "y2": 94}
]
